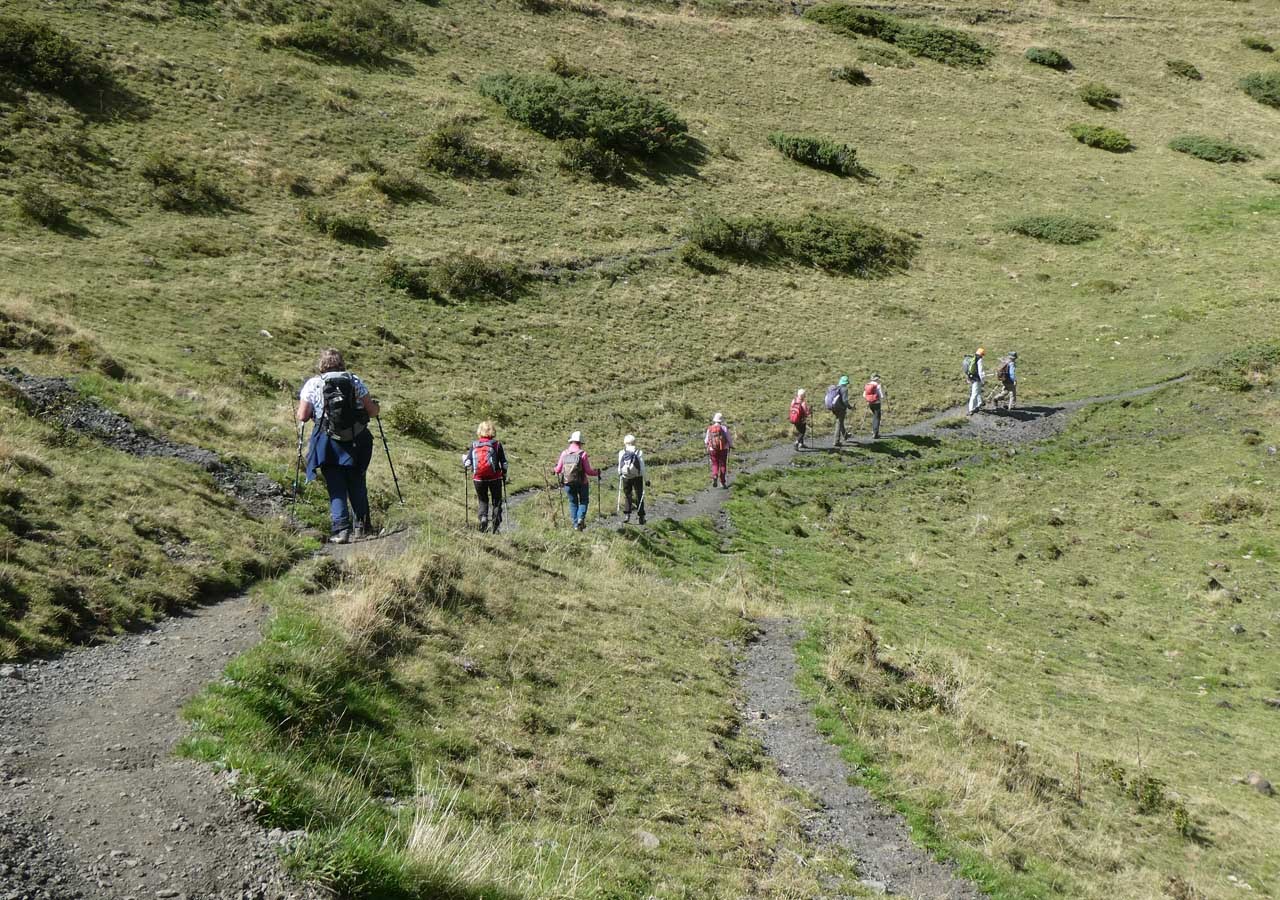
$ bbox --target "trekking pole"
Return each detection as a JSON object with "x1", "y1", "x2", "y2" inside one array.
[
  {"x1": 597, "y1": 473, "x2": 604, "y2": 521},
  {"x1": 463, "y1": 468, "x2": 470, "y2": 530},
  {"x1": 290, "y1": 421, "x2": 306, "y2": 510},
  {"x1": 616, "y1": 473, "x2": 623, "y2": 517},
  {"x1": 374, "y1": 417, "x2": 404, "y2": 504}
]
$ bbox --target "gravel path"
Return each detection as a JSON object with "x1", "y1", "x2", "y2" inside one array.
[{"x1": 743, "y1": 620, "x2": 984, "y2": 900}]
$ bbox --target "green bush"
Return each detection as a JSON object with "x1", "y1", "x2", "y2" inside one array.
[
  {"x1": 829, "y1": 65, "x2": 871, "y2": 85},
  {"x1": 259, "y1": 0, "x2": 417, "y2": 62},
  {"x1": 418, "y1": 123, "x2": 516, "y2": 178},
  {"x1": 381, "y1": 253, "x2": 526, "y2": 301},
  {"x1": 1025, "y1": 47, "x2": 1072, "y2": 70},
  {"x1": 1067, "y1": 123, "x2": 1134, "y2": 153},
  {"x1": 857, "y1": 44, "x2": 913, "y2": 68},
  {"x1": 14, "y1": 182, "x2": 69, "y2": 228},
  {"x1": 545, "y1": 52, "x2": 586, "y2": 78},
  {"x1": 1263, "y1": 170, "x2": 1280, "y2": 184},
  {"x1": 1240, "y1": 71, "x2": 1280, "y2": 109},
  {"x1": 1166, "y1": 59, "x2": 1202, "y2": 81},
  {"x1": 768, "y1": 132, "x2": 869, "y2": 178},
  {"x1": 804, "y1": 4, "x2": 991, "y2": 68},
  {"x1": 138, "y1": 151, "x2": 231, "y2": 213},
  {"x1": 0, "y1": 16, "x2": 113, "y2": 98},
  {"x1": 1198, "y1": 343, "x2": 1280, "y2": 391},
  {"x1": 477, "y1": 72, "x2": 690, "y2": 158},
  {"x1": 368, "y1": 169, "x2": 430, "y2": 201},
  {"x1": 1080, "y1": 82, "x2": 1121, "y2": 109},
  {"x1": 1242, "y1": 35, "x2": 1275, "y2": 53},
  {"x1": 683, "y1": 213, "x2": 914, "y2": 277},
  {"x1": 557, "y1": 138, "x2": 625, "y2": 182},
  {"x1": 1168, "y1": 134, "x2": 1262, "y2": 164},
  {"x1": 302, "y1": 205, "x2": 381, "y2": 244},
  {"x1": 1006, "y1": 215, "x2": 1102, "y2": 245}
]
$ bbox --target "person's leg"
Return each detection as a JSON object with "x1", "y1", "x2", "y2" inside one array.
[
  {"x1": 474, "y1": 481, "x2": 489, "y2": 532},
  {"x1": 709, "y1": 453, "x2": 717, "y2": 486},
  {"x1": 870, "y1": 402, "x2": 881, "y2": 438},
  {"x1": 564, "y1": 485, "x2": 579, "y2": 528},
  {"x1": 320, "y1": 466, "x2": 352, "y2": 538},
  {"x1": 1008, "y1": 382, "x2": 1017, "y2": 410},
  {"x1": 968, "y1": 381, "x2": 981, "y2": 413},
  {"x1": 717, "y1": 451, "x2": 729, "y2": 486},
  {"x1": 486, "y1": 481, "x2": 503, "y2": 532},
  {"x1": 636, "y1": 480, "x2": 646, "y2": 523}
]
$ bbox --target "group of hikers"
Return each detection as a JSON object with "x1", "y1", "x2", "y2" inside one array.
[{"x1": 295, "y1": 347, "x2": 1020, "y2": 541}]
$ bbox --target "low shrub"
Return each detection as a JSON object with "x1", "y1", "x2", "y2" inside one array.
[
  {"x1": 259, "y1": 0, "x2": 417, "y2": 62},
  {"x1": 1240, "y1": 71, "x2": 1280, "y2": 109},
  {"x1": 545, "y1": 52, "x2": 586, "y2": 78},
  {"x1": 427, "y1": 252, "x2": 526, "y2": 301},
  {"x1": 557, "y1": 138, "x2": 624, "y2": 182},
  {"x1": 1079, "y1": 81, "x2": 1121, "y2": 109},
  {"x1": 517, "y1": 0, "x2": 605, "y2": 15},
  {"x1": 385, "y1": 405, "x2": 447, "y2": 446},
  {"x1": 1198, "y1": 342, "x2": 1280, "y2": 391},
  {"x1": 1067, "y1": 123, "x2": 1133, "y2": 153},
  {"x1": 684, "y1": 212, "x2": 914, "y2": 277},
  {"x1": 1242, "y1": 35, "x2": 1274, "y2": 53},
  {"x1": 1166, "y1": 59, "x2": 1202, "y2": 81},
  {"x1": 1006, "y1": 215, "x2": 1102, "y2": 244},
  {"x1": 138, "y1": 151, "x2": 231, "y2": 213},
  {"x1": 857, "y1": 44, "x2": 913, "y2": 68},
  {"x1": 1025, "y1": 46, "x2": 1072, "y2": 70},
  {"x1": 14, "y1": 182, "x2": 69, "y2": 228},
  {"x1": 768, "y1": 132, "x2": 869, "y2": 178},
  {"x1": 804, "y1": 4, "x2": 991, "y2": 68},
  {"x1": 1204, "y1": 490, "x2": 1264, "y2": 524},
  {"x1": 302, "y1": 205, "x2": 381, "y2": 244},
  {"x1": 1168, "y1": 134, "x2": 1261, "y2": 164},
  {"x1": 829, "y1": 65, "x2": 871, "y2": 85},
  {"x1": 0, "y1": 16, "x2": 113, "y2": 98},
  {"x1": 418, "y1": 123, "x2": 516, "y2": 178},
  {"x1": 369, "y1": 169, "x2": 431, "y2": 201},
  {"x1": 381, "y1": 253, "x2": 526, "y2": 301},
  {"x1": 477, "y1": 72, "x2": 690, "y2": 158},
  {"x1": 1263, "y1": 170, "x2": 1280, "y2": 184}
]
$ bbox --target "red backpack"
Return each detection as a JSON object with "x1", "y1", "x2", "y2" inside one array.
[
  {"x1": 788, "y1": 401, "x2": 805, "y2": 425},
  {"x1": 863, "y1": 382, "x2": 880, "y2": 403},
  {"x1": 472, "y1": 439, "x2": 500, "y2": 481},
  {"x1": 707, "y1": 424, "x2": 728, "y2": 454}
]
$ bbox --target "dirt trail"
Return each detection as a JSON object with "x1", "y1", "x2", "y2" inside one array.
[{"x1": 0, "y1": 534, "x2": 404, "y2": 900}]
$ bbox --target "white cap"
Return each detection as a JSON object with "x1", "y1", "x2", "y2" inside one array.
[
  {"x1": 569, "y1": 431, "x2": 583, "y2": 443},
  {"x1": 623, "y1": 434, "x2": 636, "y2": 447},
  {"x1": 712, "y1": 412, "x2": 724, "y2": 424}
]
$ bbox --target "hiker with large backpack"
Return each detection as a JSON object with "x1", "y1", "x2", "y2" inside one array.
[
  {"x1": 297, "y1": 348, "x2": 380, "y2": 544},
  {"x1": 705, "y1": 412, "x2": 734, "y2": 488},
  {"x1": 863, "y1": 375, "x2": 885, "y2": 439},
  {"x1": 991, "y1": 351, "x2": 1018, "y2": 411},
  {"x1": 789, "y1": 389, "x2": 812, "y2": 450},
  {"x1": 825, "y1": 376, "x2": 852, "y2": 446},
  {"x1": 964, "y1": 347, "x2": 986, "y2": 415},
  {"x1": 462, "y1": 421, "x2": 509, "y2": 533},
  {"x1": 616, "y1": 434, "x2": 649, "y2": 525},
  {"x1": 554, "y1": 430, "x2": 600, "y2": 531}
]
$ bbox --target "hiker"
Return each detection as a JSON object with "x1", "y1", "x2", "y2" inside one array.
[
  {"x1": 616, "y1": 433, "x2": 649, "y2": 525},
  {"x1": 825, "y1": 376, "x2": 852, "y2": 446},
  {"x1": 705, "y1": 412, "x2": 733, "y2": 488},
  {"x1": 555, "y1": 430, "x2": 600, "y2": 531},
  {"x1": 991, "y1": 351, "x2": 1018, "y2": 410},
  {"x1": 965, "y1": 347, "x2": 986, "y2": 415},
  {"x1": 297, "y1": 348, "x2": 380, "y2": 544},
  {"x1": 789, "y1": 388, "x2": 812, "y2": 450},
  {"x1": 462, "y1": 421, "x2": 508, "y2": 533},
  {"x1": 863, "y1": 375, "x2": 885, "y2": 439}
]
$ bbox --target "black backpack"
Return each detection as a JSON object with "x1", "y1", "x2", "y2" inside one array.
[{"x1": 321, "y1": 372, "x2": 368, "y2": 442}]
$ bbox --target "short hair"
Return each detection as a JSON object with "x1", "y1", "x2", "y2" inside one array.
[
  {"x1": 477, "y1": 420, "x2": 496, "y2": 438},
  {"x1": 318, "y1": 348, "x2": 345, "y2": 373}
]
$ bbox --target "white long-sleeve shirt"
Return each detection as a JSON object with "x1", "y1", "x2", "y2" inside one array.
[{"x1": 617, "y1": 447, "x2": 647, "y2": 480}]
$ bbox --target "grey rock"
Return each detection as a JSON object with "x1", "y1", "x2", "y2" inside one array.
[
  {"x1": 1230, "y1": 623, "x2": 1246, "y2": 635},
  {"x1": 1246, "y1": 772, "x2": 1274, "y2": 796}
]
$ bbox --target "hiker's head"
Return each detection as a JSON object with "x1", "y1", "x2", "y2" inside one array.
[
  {"x1": 624, "y1": 433, "x2": 636, "y2": 448},
  {"x1": 712, "y1": 412, "x2": 724, "y2": 425},
  {"x1": 838, "y1": 375, "x2": 850, "y2": 386},
  {"x1": 796, "y1": 388, "x2": 806, "y2": 399},
  {"x1": 569, "y1": 430, "x2": 583, "y2": 445},
  {"x1": 976, "y1": 348, "x2": 986, "y2": 357},
  {"x1": 1010, "y1": 351, "x2": 1018, "y2": 360},
  {"x1": 871, "y1": 374, "x2": 881, "y2": 382},
  {"x1": 318, "y1": 348, "x2": 345, "y2": 373},
  {"x1": 477, "y1": 421, "x2": 496, "y2": 439}
]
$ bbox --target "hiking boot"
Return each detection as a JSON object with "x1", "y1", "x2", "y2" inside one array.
[
  {"x1": 491, "y1": 519, "x2": 501, "y2": 534},
  {"x1": 331, "y1": 529, "x2": 352, "y2": 545},
  {"x1": 710, "y1": 478, "x2": 717, "y2": 488},
  {"x1": 575, "y1": 520, "x2": 586, "y2": 532},
  {"x1": 638, "y1": 514, "x2": 646, "y2": 525},
  {"x1": 623, "y1": 514, "x2": 631, "y2": 524},
  {"x1": 353, "y1": 521, "x2": 370, "y2": 541},
  {"x1": 478, "y1": 518, "x2": 489, "y2": 534}
]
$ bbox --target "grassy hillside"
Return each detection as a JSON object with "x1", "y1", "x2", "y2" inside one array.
[{"x1": 4, "y1": 0, "x2": 1280, "y2": 896}]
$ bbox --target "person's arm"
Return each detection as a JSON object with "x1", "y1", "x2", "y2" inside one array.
[
  {"x1": 726, "y1": 428, "x2": 734, "y2": 450},
  {"x1": 553, "y1": 450, "x2": 564, "y2": 476},
  {"x1": 461, "y1": 447, "x2": 473, "y2": 470},
  {"x1": 296, "y1": 399, "x2": 313, "y2": 423},
  {"x1": 638, "y1": 451, "x2": 648, "y2": 480},
  {"x1": 582, "y1": 452, "x2": 600, "y2": 478},
  {"x1": 361, "y1": 395, "x2": 381, "y2": 417},
  {"x1": 496, "y1": 443, "x2": 509, "y2": 478}
]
